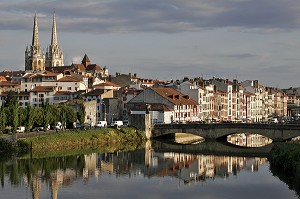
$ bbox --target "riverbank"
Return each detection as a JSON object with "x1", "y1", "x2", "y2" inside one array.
[
  {"x1": 268, "y1": 141, "x2": 300, "y2": 196},
  {"x1": 0, "y1": 127, "x2": 147, "y2": 157}
]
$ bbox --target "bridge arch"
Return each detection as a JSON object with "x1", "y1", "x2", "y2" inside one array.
[{"x1": 151, "y1": 123, "x2": 300, "y2": 142}]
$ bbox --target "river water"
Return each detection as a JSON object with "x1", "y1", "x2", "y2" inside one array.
[{"x1": 0, "y1": 140, "x2": 298, "y2": 199}]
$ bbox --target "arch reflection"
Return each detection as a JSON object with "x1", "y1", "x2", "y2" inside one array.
[{"x1": 227, "y1": 133, "x2": 272, "y2": 147}]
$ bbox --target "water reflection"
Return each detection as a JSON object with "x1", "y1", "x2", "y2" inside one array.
[
  {"x1": 0, "y1": 141, "x2": 298, "y2": 199},
  {"x1": 145, "y1": 151, "x2": 267, "y2": 184},
  {"x1": 227, "y1": 133, "x2": 272, "y2": 147}
]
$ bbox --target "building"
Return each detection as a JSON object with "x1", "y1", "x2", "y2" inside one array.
[
  {"x1": 25, "y1": 12, "x2": 45, "y2": 71},
  {"x1": 127, "y1": 87, "x2": 200, "y2": 123},
  {"x1": 45, "y1": 12, "x2": 64, "y2": 68},
  {"x1": 25, "y1": 12, "x2": 64, "y2": 71}
]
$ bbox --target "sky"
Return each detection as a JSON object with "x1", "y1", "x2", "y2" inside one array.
[{"x1": 1, "y1": 0, "x2": 300, "y2": 88}]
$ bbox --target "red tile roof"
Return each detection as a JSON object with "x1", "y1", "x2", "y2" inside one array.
[
  {"x1": 57, "y1": 76, "x2": 81, "y2": 82},
  {"x1": 94, "y1": 81, "x2": 121, "y2": 88},
  {"x1": 0, "y1": 76, "x2": 7, "y2": 81},
  {"x1": 73, "y1": 64, "x2": 86, "y2": 71},
  {"x1": 152, "y1": 87, "x2": 198, "y2": 105},
  {"x1": 31, "y1": 86, "x2": 56, "y2": 92},
  {"x1": 86, "y1": 64, "x2": 101, "y2": 71},
  {"x1": 0, "y1": 81, "x2": 19, "y2": 86}
]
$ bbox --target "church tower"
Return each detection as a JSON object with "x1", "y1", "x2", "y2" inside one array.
[
  {"x1": 25, "y1": 12, "x2": 45, "y2": 71},
  {"x1": 45, "y1": 11, "x2": 64, "y2": 67}
]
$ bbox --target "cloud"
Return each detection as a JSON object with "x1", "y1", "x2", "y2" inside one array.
[{"x1": 1, "y1": 0, "x2": 300, "y2": 33}]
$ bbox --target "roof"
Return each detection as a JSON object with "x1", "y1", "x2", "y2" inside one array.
[
  {"x1": 23, "y1": 71, "x2": 60, "y2": 79},
  {"x1": 0, "y1": 76, "x2": 7, "y2": 81},
  {"x1": 0, "y1": 91, "x2": 29, "y2": 97},
  {"x1": 84, "y1": 89, "x2": 106, "y2": 96},
  {"x1": 0, "y1": 81, "x2": 19, "y2": 86},
  {"x1": 152, "y1": 87, "x2": 198, "y2": 105},
  {"x1": 82, "y1": 54, "x2": 91, "y2": 67},
  {"x1": 94, "y1": 81, "x2": 121, "y2": 88},
  {"x1": 86, "y1": 64, "x2": 101, "y2": 72},
  {"x1": 31, "y1": 86, "x2": 56, "y2": 92},
  {"x1": 0, "y1": 70, "x2": 24, "y2": 78},
  {"x1": 54, "y1": 91, "x2": 73, "y2": 95},
  {"x1": 73, "y1": 64, "x2": 86, "y2": 71},
  {"x1": 57, "y1": 76, "x2": 81, "y2": 82},
  {"x1": 131, "y1": 103, "x2": 173, "y2": 112},
  {"x1": 45, "y1": 65, "x2": 74, "y2": 73}
]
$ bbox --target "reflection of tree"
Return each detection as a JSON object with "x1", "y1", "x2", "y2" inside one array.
[{"x1": 0, "y1": 155, "x2": 86, "y2": 188}]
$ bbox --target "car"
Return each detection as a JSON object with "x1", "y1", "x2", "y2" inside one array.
[
  {"x1": 123, "y1": 120, "x2": 129, "y2": 126},
  {"x1": 16, "y1": 126, "x2": 25, "y2": 133},
  {"x1": 112, "y1": 121, "x2": 123, "y2": 128},
  {"x1": 2, "y1": 128, "x2": 12, "y2": 134},
  {"x1": 32, "y1": 126, "x2": 44, "y2": 132},
  {"x1": 96, "y1": 121, "x2": 107, "y2": 128}
]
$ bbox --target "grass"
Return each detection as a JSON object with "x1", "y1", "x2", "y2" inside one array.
[{"x1": 20, "y1": 127, "x2": 147, "y2": 153}]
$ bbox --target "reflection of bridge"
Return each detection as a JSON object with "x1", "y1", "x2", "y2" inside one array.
[
  {"x1": 151, "y1": 140, "x2": 274, "y2": 157},
  {"x1": 152, "y1": 123, "x2": 300, "y2": 141}
]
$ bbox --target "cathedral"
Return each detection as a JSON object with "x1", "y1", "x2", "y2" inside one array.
[{"x1": 25, "y1": 12, "x2": 64, "y2": 71}]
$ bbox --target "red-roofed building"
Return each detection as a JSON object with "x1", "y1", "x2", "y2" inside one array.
[{"x1": 127, "y1": 87, "x2": 200, "y2": 123}]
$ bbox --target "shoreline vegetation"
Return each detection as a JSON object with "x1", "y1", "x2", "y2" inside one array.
[
  {"x1": 0, "y1": 127, "x2": 147, "y2": 158},
  {"x1": 268, "y1": 142, "x2": 300, "y2": 196}
]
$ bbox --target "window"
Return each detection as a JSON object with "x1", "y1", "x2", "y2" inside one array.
[{"x1": 67, "y1": 87, "x2": 72, "y2": 90}]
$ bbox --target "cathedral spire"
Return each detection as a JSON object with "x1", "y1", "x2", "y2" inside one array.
[
  {"x1": 51, "y1": 9, "x2": 58, "y2": 47},
  {"x1": 45, "y1": 10, "x2": 64, "y2": 67},
  {"x1": 32, "y1": 11, "x2": 40, "y2": 47}
]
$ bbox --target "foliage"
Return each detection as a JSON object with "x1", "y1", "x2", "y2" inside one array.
[
  {"x1": 77, "y1": 102, "x2": 85, "y2": 126},
  {"x1": 20, "y1": 127, "x2": 146, "y2": 152},
  {"x1": 25, "y1": 105, "x2": 36, "y2": 132},
  {"x1": 0, "y1": 106, "x2": 6, "y2": 132},
  {"x1": 269, "y1": 142, "x2": 300, "y2": 196},
  {"x1": 3, "y1": 91, "x2": 18, "y2": 108},
  {"x1": 11, "y1": 102, "x2": 19, "y2": 132},
  {"x1": 42, "y1": 103, "x2": 52, "y2": 131}
]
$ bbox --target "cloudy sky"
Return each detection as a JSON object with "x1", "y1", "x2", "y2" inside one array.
[{"x1": 1, "y1": 0, "x2": 300, "y2": 87}]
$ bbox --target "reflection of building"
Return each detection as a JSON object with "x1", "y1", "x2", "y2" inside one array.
[
  {"x1": 227, "y1": 133, "x2": 272, "y2": 147},
  {"x1": 147, "y1": 152, "x2": 268, "y2": 183},
  {"x1": 15, "y1": 149, "x2": 269, "y2": 199}
]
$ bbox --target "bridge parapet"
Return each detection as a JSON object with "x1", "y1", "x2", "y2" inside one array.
[{"x1": 152, "y1": 123, "x2": 300, "y2": 141}]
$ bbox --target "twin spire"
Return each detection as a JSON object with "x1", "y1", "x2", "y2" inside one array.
[{"x1": 25, "y1": 10, "x2": 64, "y2": 71}]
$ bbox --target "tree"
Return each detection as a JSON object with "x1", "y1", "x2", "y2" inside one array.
[
  {"x1": 18, "y1": 107, "x2": 27, "y2": 127},
  {"x1": 0, "y1": 106, "x2": 6, "y2": 132},
  {"x1": 11, "y1": 102, "x2": 19, "y2": 132},
  {"x1": 25, "y1": 105, "x2": 36, "y2": 132},
  {"x1": 4, "y1": 91, "x2": 18, "y2": 108},
  {"x1": 77, "y1": 102, "x2": 86, "y2": 126},
  {"x1": 42, "y1": 103, "x2": 52, "y2": 131}
]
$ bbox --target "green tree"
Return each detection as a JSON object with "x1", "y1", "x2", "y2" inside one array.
[
  {"x1": 11, "y1": 102, "x2": 19, "y2": 132},
  {"x1": 25, "y1": 105, "x2": 36, "y2": 132},
  {"x1": 4, "y1": 91, "x2": 18, "y2": 108},
  {"x1": 0, "y1": 106, "x2": 6, "y2": 132},
  {"x1": 65, "y1": 106, "x2": 76, "y2": 128},
  {"x1": 42, "y1": 103, "x2": 52, "y2": 131},
  {"x1": 77, "y1": 102, "x2": 86, "y2": 126},
  {"x1": 18, "y1": 107, "x2": 27, "y2": 127}
]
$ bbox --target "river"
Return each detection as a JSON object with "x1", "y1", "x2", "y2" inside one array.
[{"x1": 0, "y1": 140, "x2": 298, "y2": 199}]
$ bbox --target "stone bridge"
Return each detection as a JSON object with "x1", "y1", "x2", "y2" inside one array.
[{"x1": 151, "y1": 123, "x2": 300, "y2": 142}]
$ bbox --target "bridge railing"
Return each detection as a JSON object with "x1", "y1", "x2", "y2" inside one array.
[{"x1": 153, "y1": 123, "x2": 300, "y2": 130}]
